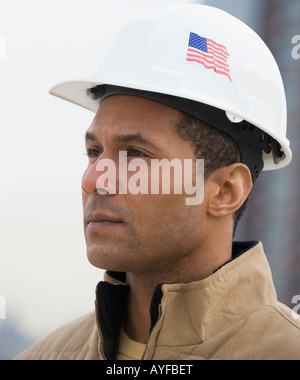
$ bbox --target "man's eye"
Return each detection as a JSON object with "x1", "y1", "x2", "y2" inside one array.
[
  {"x1": 86, "y1": 148, "x2": 101, "y2": 159},
  {"x1": 127, "y1": 148, "x2": 147, "y2": 158}
]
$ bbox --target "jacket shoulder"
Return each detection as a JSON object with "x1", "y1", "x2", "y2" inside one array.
[
  {"x1": 14, "y1": 311, "x2": 99, "y2": 360},
  {"x1": 236, "y1": 302, "x2": 300, "y2": 360},
  {"x1": 270, "y1": 302, "x2": 300, "y2": 344}
]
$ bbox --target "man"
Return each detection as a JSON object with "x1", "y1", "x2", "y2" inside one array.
[{"x1": 16, "y1": 4, "x2": 300, "y2": 360}]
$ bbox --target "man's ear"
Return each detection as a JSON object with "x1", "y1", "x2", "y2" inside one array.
[{"x1": 206, "y1": 163, "x2": 253, "y2": 217}]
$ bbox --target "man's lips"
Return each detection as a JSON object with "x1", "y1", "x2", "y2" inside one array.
[{"x1": 85, "y1": 212, "x2": 123, "y2": 229}]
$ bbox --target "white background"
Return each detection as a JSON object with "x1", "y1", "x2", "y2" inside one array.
[{"x1": 0, "y1": 0, "x2": 198, "y2": 342}]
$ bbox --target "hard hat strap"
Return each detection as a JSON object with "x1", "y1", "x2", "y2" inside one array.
[{"x1": 89, "y1": 85, "x2": 284, "y2": 182}]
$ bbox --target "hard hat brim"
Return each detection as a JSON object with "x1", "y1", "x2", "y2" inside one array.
[
  {"x1": 49, "y1": 78, "x2": 292, "y2": 172},
  {"x1": 50, "y1": 78, "x2": 102, "y2": 113}
]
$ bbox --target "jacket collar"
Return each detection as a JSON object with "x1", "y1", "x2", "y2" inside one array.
[
  {"x1": 96, "y1": 241, "x2": 277, "y2": 359},
  {"x1": 151, "y1": 242, "x2": 277, "y2": 351}
]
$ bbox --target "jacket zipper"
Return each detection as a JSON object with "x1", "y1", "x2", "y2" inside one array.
[
  {"x1": 96, "y1": 300, "x2": 162, "y2": 360},
  {"x1": 95, "y1": 299, "x2": 107, "y2": 360},
  {"x1": 95, "y1": 281, "x2": 163, "y2": 360},
  {"x1": 142, "y1": 304, "x2": 162, "y2": 360}
]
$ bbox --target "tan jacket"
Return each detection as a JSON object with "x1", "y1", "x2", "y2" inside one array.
[{"x1": 15, "y1": 241, "x2": 300, "y2": 360}]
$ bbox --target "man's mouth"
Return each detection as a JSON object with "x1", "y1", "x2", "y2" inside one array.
[{"x1": 86, "y1": 212, "x2": 123, "y2": 230}]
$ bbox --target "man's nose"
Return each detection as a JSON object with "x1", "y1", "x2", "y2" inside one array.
[
  {"x1": 82, "y1": 156, "x2": 118, "y2": 195},
  {"x1": 81, "y1": 158, "x2": 101, "y2": 195}
]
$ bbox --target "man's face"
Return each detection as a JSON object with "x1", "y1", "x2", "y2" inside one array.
[{"x1": 82, "y1": 95, "x2": 206, "y2": 275}]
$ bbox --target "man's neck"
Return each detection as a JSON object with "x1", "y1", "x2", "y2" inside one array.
[
  {"x1": 124, "y1": 273, "x2": 155, "y2": 344},
  {"x1": 124, "y1": 240, "x2": 232, "y2": 344}
]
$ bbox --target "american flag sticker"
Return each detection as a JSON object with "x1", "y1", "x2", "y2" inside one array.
[{"x1": 186, "y1": 32, "x2": 232, "y2": 81}]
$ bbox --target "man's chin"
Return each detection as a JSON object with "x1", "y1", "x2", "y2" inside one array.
[{"x1": 86, "y1": 247, "x2": 127, "y2": 273}]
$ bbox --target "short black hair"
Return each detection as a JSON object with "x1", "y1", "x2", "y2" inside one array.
[{"x1": 174, "y1": 113, "x2": 249, "y2": 233}]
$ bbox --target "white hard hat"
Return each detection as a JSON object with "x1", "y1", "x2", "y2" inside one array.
[{"x1": 50, "y1": 4, "x2": 292, "y2": 180}]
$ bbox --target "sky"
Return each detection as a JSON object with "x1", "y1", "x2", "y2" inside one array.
[{"x1": 0, "y1": 0, "x2": 201, "y2": 345}]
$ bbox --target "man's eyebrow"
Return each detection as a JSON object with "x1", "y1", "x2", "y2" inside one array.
[
  {"x1": 85, "y1": 131, "x2": 159, "y2": 150},
  {"x1": 85, "y1": 132, "x2": 96, "y2": 142},
  {"x1": 114, "y1": 133, "x2": 158, "y2": 149}
]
